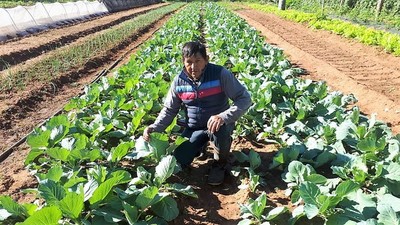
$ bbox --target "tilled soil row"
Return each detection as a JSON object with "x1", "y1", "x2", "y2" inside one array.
[
  {"x1": 0, "y1": 3, "x2": 168, "y2": 71},
  {"x1": 236, "y1": 9, "x2": 400, "y2": 133}
]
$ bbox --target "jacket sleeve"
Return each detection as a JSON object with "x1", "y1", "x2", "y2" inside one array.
[
  {"x1": 149, "y1": 79, "x2": 182, "y2": 132},
  {"x1": 218, "y1": 68, "x2": 252, "y2": 124}
]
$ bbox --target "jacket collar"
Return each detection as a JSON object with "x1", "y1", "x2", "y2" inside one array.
[{"x1": 181, "y1": 63, "x2": 209, "y2": 84}]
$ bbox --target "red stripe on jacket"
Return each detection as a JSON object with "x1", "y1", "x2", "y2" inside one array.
[
  {"x1": 178, "y1": 92, "x2": 196, "y2": 100},
  {"x1": 198, "y1": 87, "x2": 222, "y2": 98}
]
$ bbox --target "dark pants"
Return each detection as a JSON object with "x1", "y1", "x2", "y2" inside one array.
[{"x1": 173, "y1": 123, "x2": 235, "y2": 167}]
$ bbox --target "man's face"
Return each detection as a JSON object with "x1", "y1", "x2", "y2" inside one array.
[{"x1": 183, "y1": 53, "x2": 208, "y2": 81}]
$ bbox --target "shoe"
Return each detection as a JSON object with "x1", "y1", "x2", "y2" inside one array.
[
  {"x1": 195, "y1": 143, "x2": 208, "y2": 160},
  {"x1": 207, "y1": 162, "x2": 226, "y2": 186}
]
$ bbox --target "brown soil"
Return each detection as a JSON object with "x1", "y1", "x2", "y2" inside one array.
[
  {"x1": 1, "y1": 4, "x2": 400, "y2": 225},
  {"x1": 171, "y1": 140, "x2": 291, "y2": 225}
]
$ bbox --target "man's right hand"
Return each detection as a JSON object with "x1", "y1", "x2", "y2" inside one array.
[{"x1": 143, "y1": 127, "x2": 154, "y2": 142}]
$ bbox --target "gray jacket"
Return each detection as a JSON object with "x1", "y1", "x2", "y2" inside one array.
[{"x1": 150, "y1": 63, "x2": 251, "y2": 132}]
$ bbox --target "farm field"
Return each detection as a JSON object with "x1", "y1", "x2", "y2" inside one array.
[
  {"x1": 1, "y1": 2, "x2": 400, "y2": 225},
  {"x1": 0, "y1": 2, "x2": 176, "y2": 155},
  {"x1": 0, "y1": 2, "x2": 168, "y2": 70}
]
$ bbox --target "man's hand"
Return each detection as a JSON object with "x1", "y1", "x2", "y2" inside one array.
[
  {"x1": 143, "y1": 127, "x2": 155, "y2": 142},
  {"x1": 207, "y1": 115, "x2": 224, "y2": 134}
]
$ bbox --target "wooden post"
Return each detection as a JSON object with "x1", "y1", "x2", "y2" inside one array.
[
  {"x1": 376, "y1": 0, "x2": 384, "y2": 17},
  {"x1": 278, "y1": 0, "x2": 286, "y2": 10}
]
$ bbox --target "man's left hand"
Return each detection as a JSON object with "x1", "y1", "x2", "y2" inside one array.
[{"x1": 207, "y1": 115, "x2": 224, "y2": 133}]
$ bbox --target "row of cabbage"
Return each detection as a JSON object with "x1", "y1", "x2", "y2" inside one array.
[
  {"x1": 0, "y1": 4, "x2": 204, "y2": 225},
  {"x1": 206, "y1": 3, "x2": 400, "y2": 225}
]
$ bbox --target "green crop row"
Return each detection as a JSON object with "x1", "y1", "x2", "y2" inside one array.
[
  {"x1": 245, "y1": 3, "x2": 400, "y2": 56},
  {"x1": 285, "y1": 0, "x2": 400, "y2": 29},
  {"x1": 211, "y1": 3, "x2": 400, "y2": 224}
]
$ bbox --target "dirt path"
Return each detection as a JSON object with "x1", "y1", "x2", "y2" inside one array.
[
  {"x1": 236, "y1": 8, "x2": 400, "y2": 134},
  {"x1": 171, "y1": 140, "x2": 288, "y2": 225}
]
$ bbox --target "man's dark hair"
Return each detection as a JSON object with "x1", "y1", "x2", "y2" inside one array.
[{"x1": 182, "y1": 41, "x2": 207, "y2": 59}]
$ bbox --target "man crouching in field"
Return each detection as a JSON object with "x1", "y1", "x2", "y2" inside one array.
[{"x1": 143, "y1": 41, "x2": 251, "y2": 185}]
